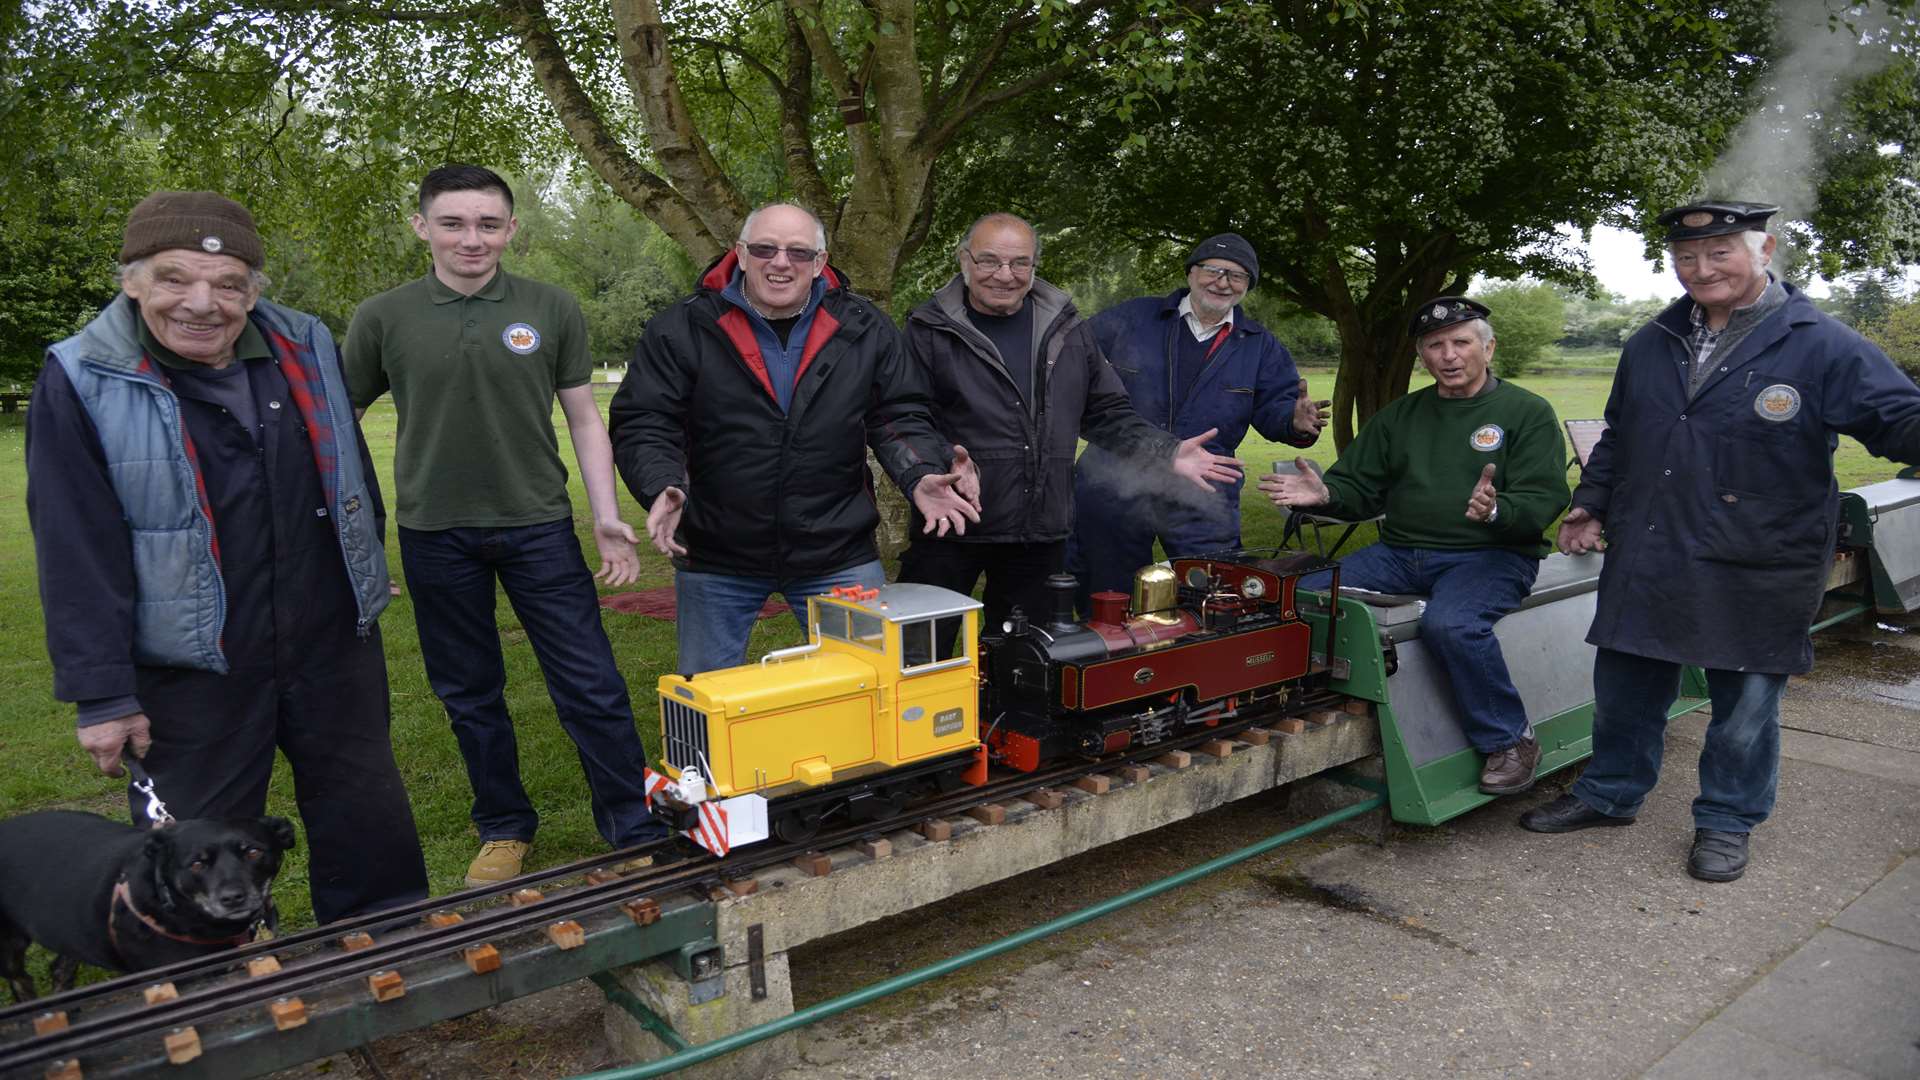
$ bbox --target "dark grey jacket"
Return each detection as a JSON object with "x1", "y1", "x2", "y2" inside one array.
[{"x1": 906, "y1": 276, "x2": 1177, "y2": 543}]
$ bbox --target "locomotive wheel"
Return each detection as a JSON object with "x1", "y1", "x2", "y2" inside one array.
[{"x1": 773, "y1": 809, "x2": 823, "y2": 844}]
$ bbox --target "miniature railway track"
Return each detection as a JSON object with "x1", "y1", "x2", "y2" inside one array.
[{"x1": 0, "y1": 690, "x2": 1345, "y2": 1076}]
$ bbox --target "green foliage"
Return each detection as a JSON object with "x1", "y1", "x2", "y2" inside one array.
[
  {"x1": 931, "y1": 0, "x2": 1780, "y2": 444},
  {"x1": 510, "y1": 182, "x2": 695, "y2": 364},
  {"x1": 0, "y1": 116, "x2": 161, "y2": 386},
  {"x1": 1558, "y1": 287, "x2": 1670, "y2": 350},
  {"x1": 1474, "y1": 282, "x2": 1566, "y2": 378},
  {"x1": 1865, "y1": 298, "x2": 1920, "y2": 385},
  {"x1": 1829, "y1": 270, "x2": 1907, "y2": 331}
]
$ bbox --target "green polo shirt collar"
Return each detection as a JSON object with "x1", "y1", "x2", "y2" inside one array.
[
  {"x1": 133, "y1": 299, "x2": 274, "y2": 370},
  {"x1": 425, "y1": 269, "x2": 509, "y2": 305}
]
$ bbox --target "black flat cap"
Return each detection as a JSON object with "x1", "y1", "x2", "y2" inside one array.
[
  {"x1": 1409, "y1": 295, "x2": 1491, "y2": 340},
  {"x1": 1657, "y1": 200, "x2": 1780, "y2": 242}
]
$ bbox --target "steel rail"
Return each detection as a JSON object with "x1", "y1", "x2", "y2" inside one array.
[
  {"x1": 0, "y1": 835, "x2": 685, "y2": 1026},
  {"x1": 572, "y1": 789, "x2": 1391, "y2": 1079},
  {"x1": 3, "y1": 695, "x2": 1340, "y2": 1071}
]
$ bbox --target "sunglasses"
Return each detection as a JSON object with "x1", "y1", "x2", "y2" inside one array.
[{"x1": 742, "y1": 242, "x2": 823, "y2": 263}]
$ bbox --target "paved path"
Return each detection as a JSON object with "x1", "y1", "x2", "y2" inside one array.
[{"x1": 776, "y1": 630, "x2": 1920, "y2": 1080}]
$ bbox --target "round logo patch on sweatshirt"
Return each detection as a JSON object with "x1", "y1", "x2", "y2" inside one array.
[
  {"x1": 1753, "y1": 384, "x2": 1801, "y2": 422},
  {"x1": 1469, "y1": 424, "x2": 1505, "y2": 452},
  {"x1": 502, "y1": 323, "x2": 541, "y2": 354}
]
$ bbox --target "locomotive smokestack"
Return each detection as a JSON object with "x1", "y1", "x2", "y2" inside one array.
[{"x1": 1046, "y1": 573, "x2": 1079, "y2": 631}]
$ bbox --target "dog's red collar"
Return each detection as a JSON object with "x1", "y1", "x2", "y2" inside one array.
[{"x1": 109, "y1": 880, "x2": 254, "y2": 954}]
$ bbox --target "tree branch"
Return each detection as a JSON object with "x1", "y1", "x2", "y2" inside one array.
[
  {"x1": 256, "y1": 0, "x2": 497, "y2": 23},
  {"x1": 608, "y1": 0, "x2": 750, "y2": 243},
  {"x1": 777, "y1": 9, "x2": 835, "y2": 222},
  {"x1": 504, "y1": 0, "x2": 725, "y2": 263}
]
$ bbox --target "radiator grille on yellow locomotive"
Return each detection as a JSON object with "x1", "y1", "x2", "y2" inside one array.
[{"x1": 660, "y1": 694, "x2": 710, "y2": 773}]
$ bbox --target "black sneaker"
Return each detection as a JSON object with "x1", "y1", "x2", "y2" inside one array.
[{"x1": 1687, "y1": 829, "x2": 1750, "y2": 882}]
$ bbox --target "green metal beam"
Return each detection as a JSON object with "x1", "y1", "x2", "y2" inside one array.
[
  {"x1": 568, "y1": 793, "x2": 1390, "y2": 1080},
  {"x1": 590, "y1": 972, "x2": 692, "y2": 1053}
]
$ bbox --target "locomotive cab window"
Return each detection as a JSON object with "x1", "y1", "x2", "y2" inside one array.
[
  {"x1": 901, "y1": 614, "x2": 969, "y2": 674},
  {"x1": 815, "y1": 606, "x2": 884, "y2": 652}
]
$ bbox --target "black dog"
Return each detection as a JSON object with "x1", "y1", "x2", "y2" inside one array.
[{"x1": 0, "y1": 811, "x2": 296, "y2": 1002}]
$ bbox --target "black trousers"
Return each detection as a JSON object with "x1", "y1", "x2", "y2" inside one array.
[
  {"x1": 897, "y1": 538, "x2": 1069, "y2": 635},
  {"x1": 132, "y1": 624, "x2": 429, "y2": 924}
]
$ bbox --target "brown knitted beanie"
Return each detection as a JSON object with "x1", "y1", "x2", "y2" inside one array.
[{"x1": 120, "y1": 191, "x2": 264, "y2": 268}]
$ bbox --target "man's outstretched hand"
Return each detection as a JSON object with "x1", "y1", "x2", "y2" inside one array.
[
  {"x1": 646, "y1": 486, "x2": 688, "y2": 557},
  {"x1": 913, "y1": 470, "x2": 983, "y2": 537},
  {"x1": 1171, "y1": 428, "x2": 1243, "y2": 491},
  {"x1": 1256, "y1": 457, "x2": 1329, "y2": 509},
  {"x1": 1292, "y1": 379, "x2": 1331, "y2": 443}
]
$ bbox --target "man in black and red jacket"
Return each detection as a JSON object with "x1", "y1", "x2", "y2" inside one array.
[{"x1": 610, "y1": 203, "x2": 978, "y2": 675}]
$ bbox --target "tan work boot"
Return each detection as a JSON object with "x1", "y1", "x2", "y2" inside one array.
[
  {"x1": 610, "y1": 854, "x2": 655, "y2": 875},
  {"x1": 465, "y1": 839, "x2": 532, "y2": 888}
]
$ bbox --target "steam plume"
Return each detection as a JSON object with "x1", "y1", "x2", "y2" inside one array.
[{"x1": 1701, "y1": 3, "x2": 1900, "y2": 222}]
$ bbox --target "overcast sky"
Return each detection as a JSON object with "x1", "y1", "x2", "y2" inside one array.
[{"x1": 1579, "y1": 223, "x2": 1920, "y2": 303}]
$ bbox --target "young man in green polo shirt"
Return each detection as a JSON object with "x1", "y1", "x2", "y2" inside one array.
[{"x1": 344, "y1": 164, "x2": 663, "y2": 887}]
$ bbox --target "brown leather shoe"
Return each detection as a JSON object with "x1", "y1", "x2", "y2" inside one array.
[{"x1": 1479, "y1": 735, "x2": 1541, "y2": 795}]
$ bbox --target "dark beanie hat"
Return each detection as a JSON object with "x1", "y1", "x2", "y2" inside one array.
[
  {"x1": 1185, "y1": 233, "x2": 1258, "y2": 285},
  {"x1": 120, "y1": 191, "x2": 265, "y2": 269}
]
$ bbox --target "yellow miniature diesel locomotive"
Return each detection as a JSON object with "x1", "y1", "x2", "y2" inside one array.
[
  {"x1": 646, "y1": 583, "x2": 986, "y2": 852},
  {"x1": 645, "y1": 555, "x2": 1332, "y2": 855}
]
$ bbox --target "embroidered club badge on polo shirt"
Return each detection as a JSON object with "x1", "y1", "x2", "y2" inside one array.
[
  {"x1": 502, "y1": 323, "x2": 541, "y2": 354},
  {"x1": 1754, "y1": 384, "x2": 1801, "y2": 422},
  {"x1": 1469, "y1": 424, "x2": 1505, "y2": 451}
]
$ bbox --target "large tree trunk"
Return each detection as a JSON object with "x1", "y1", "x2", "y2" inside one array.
[
  {"x1": 507, "y1": 0, "x2": 1112, "y2": 560},
  {"x1": 1328, "y1": 320, "x2": 1417, "y2": 450}
]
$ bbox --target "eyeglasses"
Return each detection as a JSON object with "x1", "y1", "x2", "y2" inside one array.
[
  {"x1": 742, "y1": 242, "x2": 822, "y2": 263},
  {"x1": 964, "y1": 250, "x2": 1035, "y2": 276},
  {"x1": 1194, "y1": 265, "x2": 1251, "y2": 287}
]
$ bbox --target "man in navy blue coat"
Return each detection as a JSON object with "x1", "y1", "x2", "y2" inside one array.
[
  {"x1": 1521, "y1": 201, "x2": 1920, "y2": 882},
  {"x1": 1068, "y1": 234, "x2": 1327, "y2": 605}
]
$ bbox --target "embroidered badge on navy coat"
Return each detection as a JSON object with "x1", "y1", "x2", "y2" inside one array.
[{"x1": 1753, "y1": 384, "x2": 1801, "y2": 423}]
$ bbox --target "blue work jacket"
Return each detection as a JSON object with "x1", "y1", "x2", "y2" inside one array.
[
  {"x1": 1575, "y1": 284, "x2": 1920, "y2": 673},
  {"x1": 1087, "y1": 289, "x2": 1307, "y2": 452}
]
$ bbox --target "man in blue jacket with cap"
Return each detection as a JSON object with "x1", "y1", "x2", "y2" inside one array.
[
  {"x1": 1523, "y1": 200, "x2": 1920, "y2": 883},
  {"x1": 1069, "y1": 233, "x2": 1326, "y2": 605}
]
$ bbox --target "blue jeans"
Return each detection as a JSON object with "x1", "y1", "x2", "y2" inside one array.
[
  {"x1": 400, "y1": 521, "x2": 663, "y2": 846},
  {"x1": 674, "y1": 560, "x2": 886, "y2": 676},
  {"x1": 1068, "y1": 474, "x2": 1240, "y2": 610},
  {"x1": 1306, "y1": 544, "x2": 1539, "y2": 754},
  {"x1": 1572, "y1": 648, "x2": 1786, "y2": 833}
]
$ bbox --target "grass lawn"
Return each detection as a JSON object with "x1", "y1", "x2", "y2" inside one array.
[{"x1": 0, "y1": 366, "x2": 1904, "y2": 934}]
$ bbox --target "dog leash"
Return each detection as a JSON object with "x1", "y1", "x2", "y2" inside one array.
[{"x1": 123, "y1": 758, "x2": 176, "y2": 827}]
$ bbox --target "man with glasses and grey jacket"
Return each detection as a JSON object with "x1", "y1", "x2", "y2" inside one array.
[{"x1": 901, "y1": 212, "x2": 1242, "y2": 635}]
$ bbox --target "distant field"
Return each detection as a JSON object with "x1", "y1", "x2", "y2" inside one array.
[{"x1": 0, "y1": 363, "x2": 1909, "y2": 933}]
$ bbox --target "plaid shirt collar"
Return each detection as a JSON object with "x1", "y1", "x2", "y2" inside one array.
[{"x1": 1685, "y1": 272, "x2": 1781, "y2": 368}]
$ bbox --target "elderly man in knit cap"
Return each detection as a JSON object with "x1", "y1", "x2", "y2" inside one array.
[
  {"x1": 26, "y1": 191, "x2": 429, "y2": 922},
  {"x1": 1068, "y1": 233, "x2": 1328, "y2": 606}
]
